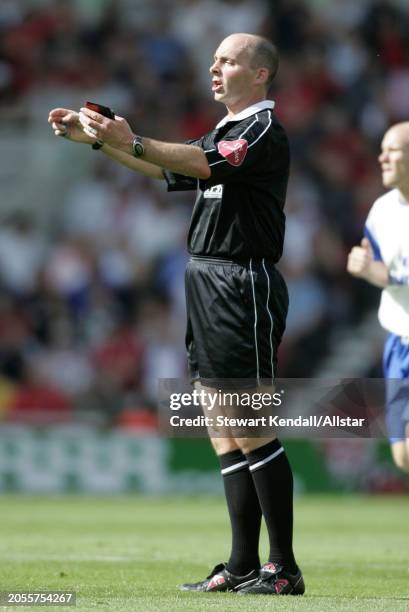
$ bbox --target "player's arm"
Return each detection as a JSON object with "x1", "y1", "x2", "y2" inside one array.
[
  {"x1": 78, "y1": 107, "x2": 211, "y2": 180},
  {"x1": 347, "y1": 238, "x2": 388, "y2": 288},
  {"x1": 48, "y1": 108, "x2": 164, "y2": 180}
]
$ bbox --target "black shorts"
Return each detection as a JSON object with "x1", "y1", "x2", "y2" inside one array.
[{"x1": 185, "y1": 256, "x2": 288, "y2": 387}]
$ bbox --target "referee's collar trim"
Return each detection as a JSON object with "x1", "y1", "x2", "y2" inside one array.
[{"x1": 216, "y1": 100, "x2": 275, "y2": 128}]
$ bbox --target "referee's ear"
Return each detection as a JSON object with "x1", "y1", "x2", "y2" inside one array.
[{"x1": 254, "y1": 67, "x2": 269, "y2": 88}]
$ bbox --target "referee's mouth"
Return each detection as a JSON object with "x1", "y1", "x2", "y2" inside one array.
[{"x1": 212, "y1": 79, "x2": 224, "y2": 93}]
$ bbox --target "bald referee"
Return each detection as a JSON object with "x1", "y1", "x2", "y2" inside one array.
[{"x1": 49, "y1": 33, "x2": 304, "y2": 596}]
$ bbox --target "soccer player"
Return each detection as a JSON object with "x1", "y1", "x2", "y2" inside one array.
[
  {"x1": 347, "y1": 122, "x2": 409, "y2": 473},
  {"x1": 49, "y1": 33, "x2": 304, "y2": 596}
]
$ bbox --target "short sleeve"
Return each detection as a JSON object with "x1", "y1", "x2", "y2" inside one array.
[
  {"x1": 163, "y1": 137, "x2": 203, "y2": 192},
  {"x1": 202, "y1": 111, "x2": 276, "y2": 187},
  {"x1": 364, "y1": 205, "x2": 383, "y2": 262},
  {"x1": 162, "y1": 170, "x2": 198, "y2": 192}
]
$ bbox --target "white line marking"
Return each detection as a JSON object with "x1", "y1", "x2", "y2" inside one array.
[
  {"x1": 247, "y1": 111, "x2": 272, "y2": 149},
  {"x1": 238, "y1": 117, "x2": 258, "y2": 139},
  {"x1": 262, "y1": 259, "x2": 274, "y2": 379},
  {"x1": 249, "y1": 259, "x2": 260, "y2": 385}
]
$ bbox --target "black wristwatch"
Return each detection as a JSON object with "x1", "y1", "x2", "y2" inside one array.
[{"x1": 132, "y1": 135, "x2": 144, "y2": 157}]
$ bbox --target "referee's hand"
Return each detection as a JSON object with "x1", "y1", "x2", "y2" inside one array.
[
  {"x1": 347, "y1": 238, "x2": 374, "y2": 277},
  {"x1": 78, "y1": 107, "x2": 134, "y2": 151},
  {"x1": 48, "y1": 108, "x2": 94, "y2": 145}
]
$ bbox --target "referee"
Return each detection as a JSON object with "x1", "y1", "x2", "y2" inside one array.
[{"x1": 49, "y1": 32, "x2": 304, "y2": 596}]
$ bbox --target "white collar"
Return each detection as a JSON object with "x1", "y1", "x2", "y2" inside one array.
[{"x1": 216, "y1": 100, "x2": 275, "y2": 129}]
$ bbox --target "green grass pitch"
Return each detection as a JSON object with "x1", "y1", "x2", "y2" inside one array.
[{"x1": 0, "y1": 495, "x2": 408, "y2": 611}]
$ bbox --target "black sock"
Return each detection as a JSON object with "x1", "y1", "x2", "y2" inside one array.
[
  {"x1": 219, "y1": 449, "x2": 262, "y2": 575},
  {"x1": 246, "y1": 439, "x2": 297, "y2": 574}
]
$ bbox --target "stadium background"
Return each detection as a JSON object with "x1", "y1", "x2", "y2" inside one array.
[{"x1": 0, "y1": 0, "x2": 409, "y2": 495}]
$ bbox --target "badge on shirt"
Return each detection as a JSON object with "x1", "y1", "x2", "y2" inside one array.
[{"x1": 217, "y1": 139, "x2": 248, "y2": 166}]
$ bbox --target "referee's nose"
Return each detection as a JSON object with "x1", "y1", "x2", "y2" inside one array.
[
  {"x1": 210, "y1": 59, "x2": 220, "y2": 74},
  {"x1": 378, "y1": 150, "x2": 387, "y2": 164}
]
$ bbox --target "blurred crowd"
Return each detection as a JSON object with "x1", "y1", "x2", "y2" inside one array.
[{"x1": 0, "y1": 0, "x2": 409, "y2": 425}]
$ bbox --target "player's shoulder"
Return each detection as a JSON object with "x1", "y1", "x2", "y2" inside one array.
[{"x1": 369, "y1": 189, "x2": 400, "y2": 218}]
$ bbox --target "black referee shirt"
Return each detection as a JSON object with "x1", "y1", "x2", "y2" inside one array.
[{"x1": 164, "y1": 101, "x2": 289, "y2": 262}]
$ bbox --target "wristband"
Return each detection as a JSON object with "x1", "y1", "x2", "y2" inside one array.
[{"x1": 92, "y1": 140, "x2": 104, "y2": 150}]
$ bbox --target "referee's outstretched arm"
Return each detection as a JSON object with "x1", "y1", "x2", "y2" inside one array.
[
  {"x1": 48, "y1": 107, "x2": 211, "y2": 181},
  {"x1": 48, "y1": 108, "x2": 165, "y2": 180}
]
